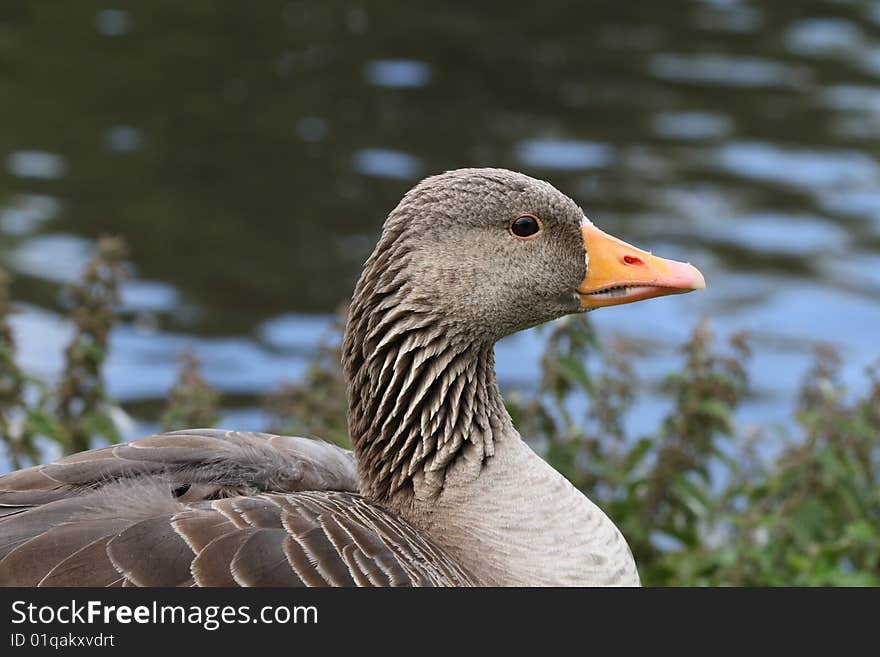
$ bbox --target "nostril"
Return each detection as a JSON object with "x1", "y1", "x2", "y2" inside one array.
[{"x1": 623, "y1": 255, "x2": 643, "y2": 266}]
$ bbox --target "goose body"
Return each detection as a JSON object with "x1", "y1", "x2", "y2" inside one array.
[{"x1": 0, "y1": 168, "x2": 704, "y2": 586}]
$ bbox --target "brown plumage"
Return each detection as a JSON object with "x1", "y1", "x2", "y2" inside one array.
[
  {"x1": 0, "y1": 430, "x2": 475, "y2": 586},
  {"x1": 0, "y1": 168, "x2": 705, "y2": 586}
]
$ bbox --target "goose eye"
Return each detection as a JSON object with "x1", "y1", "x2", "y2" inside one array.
[{"x1": 510, "y1": 214, "x2": 542, "y2": 239}]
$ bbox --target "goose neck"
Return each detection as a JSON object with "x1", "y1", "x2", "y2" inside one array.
[{"x1": 342, "y1": 305, "x2": 509, "y2": 503}]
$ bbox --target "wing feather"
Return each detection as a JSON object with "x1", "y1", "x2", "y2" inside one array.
[
  {"x1": 39, "y1": 536, "x2": 126, "y2": 587},
  {"x1": 230, "y1": 529, "x2": 305, "y2": 587},
  {"x1": 0, "y1": 430, "x2": 476, "y2": 587},
  {"x1": 0, "y1": 519, "x2": 128, "y2": 586},
  {"x1": 106, "y1": 515, "x2": 195, "y2": 587},
  {"x1": 191, "y1": 530, "x2": 256, "y2": 587}
]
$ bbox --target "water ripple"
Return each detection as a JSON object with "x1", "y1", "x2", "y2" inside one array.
[
  {"x1": 120, "y1": 281, "x2": 180, "y2": 314},
  {"x1": 716, "y1": 141, "x2": 880, "y2": 189},
  {"x1": 364, "y1": 59, "x2": 431, "y2": 89},
  {"x1": 352, "y1": 148, "x2": 422, "y2": 180},
  {"x1": 516, "y1": 139, "x2": 612, "y2": 171},
  {"x1": 104, "y1": 125, "x2": 142, "y2": 153},
  {"x1": 0, "y1": 194, "x2": 61, "y2": 236},
  {"x1": 649, "y1": 53, "x2": 811, "y2": 88},
  {"x1": 6, "y1": 151, "x2": 67, "y2": 179},
  {"x1": 10, "y1": 234, "x2": 92, "y2": 283},
  {"x1": 652, "y1": 111, "x2": 733, "y2": 140},
  {"x1": 95, "y1": 8, "x2": 131, "y2": 37},
  {"x1": 708, "y1": 212, "x2": 849, "y2": 256},
  {"x1": 785, "y1": 18, "x2": 864, "y2": 56}
]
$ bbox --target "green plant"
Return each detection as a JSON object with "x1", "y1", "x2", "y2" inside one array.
[
  {"x1": 160, "y1": 351, "x2": 220, "y2": 431},
  {"x1": 55, "y1": 235, "x2": 128, "y2": 454},
  {"x1": 0, "y1": 268, "x2": 39, "y2": 469},
  {"x1": 714, "y1": 347, "x2": 880, "y2": 585},
  {"x1": 263, "y1": 303, "x2": 350, "y2": 447}
]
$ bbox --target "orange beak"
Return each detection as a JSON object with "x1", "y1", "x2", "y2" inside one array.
[{"x1": 578, "y1": 222, "x2": 706, "y2": 310}]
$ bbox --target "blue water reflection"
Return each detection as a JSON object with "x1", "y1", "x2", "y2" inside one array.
[
  {"x1": 6, "y1": 151, "x2": 67, "y2": 180},
  {"x1": 11, "y1": 234, "x2": 92, "y2": 284},
  {"x1": 352, "y1": 148, "x2": 422, "y2": 180},
  {"x1": 652, "y1": 112, "x2": 733, "y2": 140},
  {"x1": 95, "y1": 9, "x2": 131, "y2": 37},
  {"x1": 708, "y1": 212, "x2": 848, "y2": 256},
  {"x1": 0, "y1": 195, "x2": 61, "y2": 236},
  {"x1": 649, "y1": 54, "x2": 809, "y2": 88},
  {"x1": 716, "y1": 142, "x2": 880, "y2": 188},
  {"x1": 104, "y1": 126, "x2": 142, "y2": 153},
  {"x1": 364, "y1": 59, "x2": 431, "y2": 89},
  {"x1": 785, "y1": 18, "x2": 864, "y2": 56},
  {"x1": 516, "y1": 140, "x2": 612, "y2": 171}
]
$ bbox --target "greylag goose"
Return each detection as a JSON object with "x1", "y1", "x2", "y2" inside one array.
[{"x1": 0, "y1": 168, "x2": 704, "y2": 587}]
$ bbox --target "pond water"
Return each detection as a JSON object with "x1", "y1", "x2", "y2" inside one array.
[{"x1": 2, "y1": 1, "x2": 880, "y2": 468}]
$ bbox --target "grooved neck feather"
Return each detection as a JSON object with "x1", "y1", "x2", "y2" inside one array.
[{"x1": 343, "y1": 283, "x2": 508, "y2": 503}]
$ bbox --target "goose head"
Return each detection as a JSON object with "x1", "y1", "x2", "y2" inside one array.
[{"x1": 353, "y1": 167, "x2": 704, "y2": 342}]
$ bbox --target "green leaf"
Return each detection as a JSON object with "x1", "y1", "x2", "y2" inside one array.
[
  {"x1": 623, "y1": 437, "x2": 654, "y2": 472},
  {"x1": 25, "y1": 410, "x2": 66, "y2": 442},
  {"x1": 84, "y1": 410, "x2": 120, "y2": 443},
  {"x1": 555, "y1": 355, "x2": 593, "y2": 395},
  {"x1": 674, "y1": 476, "x2": 711, "y2": 517}
]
